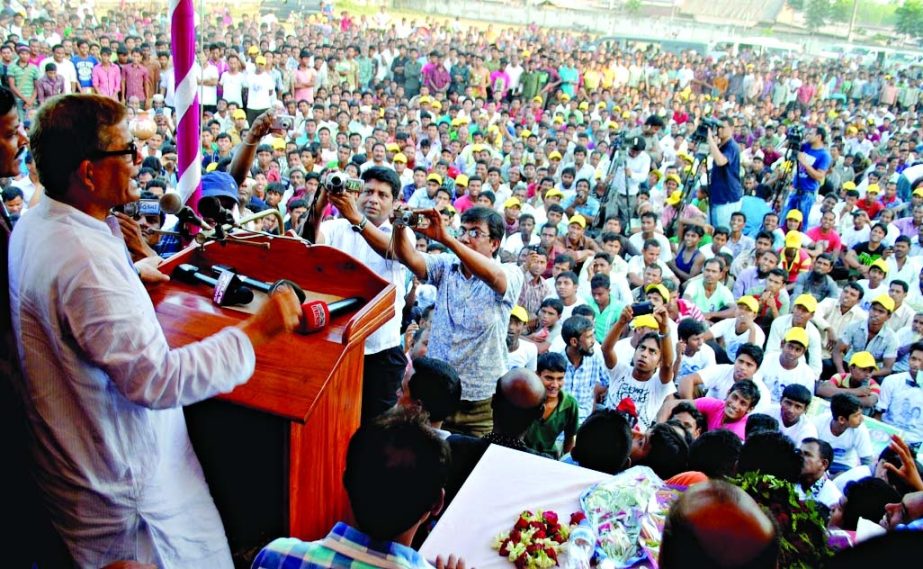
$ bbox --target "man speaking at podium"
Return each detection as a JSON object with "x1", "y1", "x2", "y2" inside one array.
[{"x1": 8, "y1": 94, "x2": 301, "y2": 568}]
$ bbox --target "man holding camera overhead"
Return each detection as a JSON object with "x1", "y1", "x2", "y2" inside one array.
[
  {"x1": 706, "y1": 115, "x2": 744, "y2": 228},
  {"x1": 784, "y1": 126, "x2": 832, "y2": 221},
  {"x1": 309, "y1": 166, "x2": 416, "y2": 423}
]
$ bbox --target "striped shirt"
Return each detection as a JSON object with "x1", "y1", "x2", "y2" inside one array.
[{"x1": 252, "y1": 523, "x2": 435, "y2": 569}]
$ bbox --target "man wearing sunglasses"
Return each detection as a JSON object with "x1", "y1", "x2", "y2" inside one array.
[{"x1": 8, "y1": 94, "x2": 302, "y2": 568}]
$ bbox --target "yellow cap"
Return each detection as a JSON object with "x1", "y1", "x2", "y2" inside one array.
[
  {"x1": 532, "y1": 96, "x2": 543, "y2": 103},
  {"x1": 248, "y1": 46, "x2": 259, "y2": 54},
  {"x1": 678, "y1": 152, "x2": 694, "y2": 163},
  {"x1": 392, "y1": 152, "x2": 407, "y2": 163},
  {"x1": 569, "y1": 214, "x2": 587, "y2": 229},
  {"x1": 793, "y1": 293, "x2": 818, "y2": 313},
  {"x1": 553, "y1": 116, "x2": 565, "y2": 124},
  {"x1": 666, "y1": 190, "x2": 683, "y2": 206},
  {"x1": 548, "y1": 151, "x2": 562, "y2": 160},
  {"x1": 560, "y1": 93, "x2": 570, "y2": 102},
  {"x1": 520, "y1": 129, "x2": 532, "y2": 139},
  {"x1": 786, "y1": 209, "x2": 803, "y2": 222},
  {"x1": 849, "y1": 351, "x2": 879, "y2": 370},
  {"x1": 232, "y1": 109, "x2": 247, "y2": 119},
  {"x1": 846, "y1": 125, "x2": 858, "y2": 135},
  {"x1": 737, "y1": 296, "x2": 759, "y2": 312},
  {"x1": 455, "y1": 174, "x2": 469, "y2": 187},
  {"x1": 784, "y1": 231, "x2": 802, "y2": 249},
  {"x1": 419, "y1": 95, "x2": 432, "y2": 104},
  {"x1": 872, "y1": 294, "x2": 895, "y2": 313},
  {"x1": 784, "y1": 327, "x2": 809, "y2": 348},
  {"x1": 427, "y1": 173, "x2": 443, "y2": 185},
  {"x1": 205, "y1": 161, "x2": 219, "y2": 172},
  {"x1": 622, "y1": 111, "x2": 631, "y2": 119},
  {"x1": 545, "y1": 188, "x2": 564, "y2": 199},
  {"x1": 867, "y1": 183, "x2": 881, "y2": 195},
  {"x1": 842, "y1": 181, "x2": 857, "y2": 190},
  {"x1": 450, "y1": 118, "x2": 462, "y2": 127},
  {"x1": 649, "y1": 169, "x2": 663, "y2": 181},
  {"x1": 870, "y1": 258, "x2": 889, "y2": 274},
  {"x1": 913, "y1": 187, "x2": 923, "y2": 198},
  {"x1": 510, "y1": 305, "x2": 529, "y2": 323},
  {"x1": 607, "y1": 120, "x2": 619, "y2": 130},
  {"x1": 386, "y1": 143, "x2": 401, "y2": 152},
  {"x1": 578, "y1": 102, "x2": 589, "y2": 111},
  {"x1": 441, "y1": 204, "x2": 456, "y2": 215},
  {"x1": 665, "y1": 173, "x2": 682, "y2": 185},
  {"x1": 503, "y1": 197, "x2": 522, "y2": 209},
  {"x1": 255, "y1": 56, "x2": 267, "y2": 65},
  {"x1": 270, "y1": 137, "x2": 286, "y2": 150},
  {"x1": 471, "y1": 143, "x2": 484, "y2": 153},
  {"x1": 631, "y1": 314, "x2": 659, "y2": 331},
  {"x1": 645, "y1": 283, "x2": 670, "y2": 301},
  {"x1": 431, "y1": 100, "x2": 442, "y2": 110}
]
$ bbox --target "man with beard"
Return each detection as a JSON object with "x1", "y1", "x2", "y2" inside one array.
[
  {"x1": 793, "y1": 253, "x2": 839, "y2": 302},
  {"x1": 506, "y1": 305, "x2": 537, "y2": 371}
]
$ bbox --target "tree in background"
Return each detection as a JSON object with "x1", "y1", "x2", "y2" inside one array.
[
  {"x1": 805, "y1": 0, "x2": 832, "y2": 31},
  {"x1": 896, "y1": 0, "x2": 923, "y2": 38}
]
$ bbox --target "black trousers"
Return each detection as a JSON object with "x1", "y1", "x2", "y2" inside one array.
[{"x1": 361, "y1": 346, "x2": 408, "y2": 424}]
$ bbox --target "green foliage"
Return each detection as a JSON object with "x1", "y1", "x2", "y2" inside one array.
[
  {"x1": 729, "y1": 472, "x2": 833, "y2": 569},
  {"x1": 830, "y1": 0, "x2": 853, "y2": 24},
  {"x1": 896, "y1": 0, "x2": 923, "y2": 38},
  {"x1": 624, "y1": 0, "x2": 643, "y2": 15},
  {"x1": 805, "y1": 0, "x2": 832, "y2": 31}
]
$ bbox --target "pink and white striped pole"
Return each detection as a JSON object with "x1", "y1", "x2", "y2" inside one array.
[{"x1": 169, "y1": 0, "x2": 201, "y2": 209}]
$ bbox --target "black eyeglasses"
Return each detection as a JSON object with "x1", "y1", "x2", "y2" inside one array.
[{"x1": 89, "y1": 141, "x2": 138, "y2": 161}]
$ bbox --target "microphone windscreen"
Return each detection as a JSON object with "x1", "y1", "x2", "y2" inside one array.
[
  {"x1": 299, "y1": 300, "x2": 330, "y2": 334},
  {"x1": 159, "y1": 192, "x2": 184, "y2": 215}
]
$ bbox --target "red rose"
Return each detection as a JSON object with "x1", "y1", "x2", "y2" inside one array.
[
  {"x1": 529, "y1": 521, "x2": 545, "y2": 531},
  {"x1": 546, "y1": 548, "x2": 558, "y2": 561},
  {"x1": 615, "y1": 397, "x2": 637, "y2": 418},
  {"x1": 515, "y1": 516, "x2": 530, "y2": 530},
  {"x1": 547, "y1": 523, "x2": 561, "y2": 535},
  {"x1": 515, "y1": 553, "x2": 529, "y2": 569},
  {"x1": 533, "y1": 529, "x2": 546, "y2": 540},
  {"x1": 570, "y1": 511, "x2": 586, "y2": 525},
  {"x1": 543, "y1": 511, "x2": 559, "y2": 525},
  {"x1": 510, "y1": 529, "x2": 522, "y2": 543},
  {"x1": 499, "y1": 538, "x2": 511, "y2": 556},
  {"x1": 527, "y1": 543, "x2": 542, "y2": 554},
  {"x1": 551, "y1": 532, "x2": 566, "y2": 543}
]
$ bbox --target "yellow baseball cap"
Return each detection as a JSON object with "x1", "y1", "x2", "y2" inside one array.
[
  {"x1": 666, "y1": 190, "x2": 683, "y2": 206},
  {"x1": 503, "y1": 197, "x2": 522, "y2": 209},
  {"x1": 786, "y1": 209, "x2": 803, "y2": 222},
  {"x1": 553, "y1": 116, "x2": 565, "y2": 124},
  {"x1": 578, "y1": 101, "x2": 589, "y2": 111},
  {"x1": 248, "y1": 46, "x2": 259, "y2": 54},
  {"x1": 548, "y1": 151, "x2": 562, "y2": 160},
  {"x1": 455, "y1": 174, "x2": 469, "y2": 187},
  {"x1": 270, "y1": 137, "x2": 286, "y2": 150},
  {"x1": 510, "y1": 305, "x2": 529, "y2": 323},
  {"x1": 568, "y1": 214, "x2": 586, "y2": 229},
  {"x1": 471, "y1": 143, "x2": 484, "y2": 153},
  {"x1": 784, "y1": 327, "x2": 809, "y2": 348},
  {"x1": 678, "y1": 152, "x2": 694, "y2": 163},
  {"x1": 232, "y1": 109, "x2": 247, "y2": 120},
  {"x1": 427, "y1": 173, "x2": 443, "y2": 185},
  {"x1": 842, "y1": 181, "x2": 857, "y2": 190},
  {"x1": 607, "y1": 121, "x2": 619, "y2": 130},
  {"x1": 419, "y1": 95, "x2": 432, "y2": 105},
  {"x1": 784, "y1": 231, "x2": 802, "y2": 249},
  {"x1": 665, "y1": 173, "x2": 681, "y2": 185},
  {"x1": 520, "y1": 129, "x2": 532, "y2": 139},
  {"x1": 737, "y1": 296, "x2": 759, "y2": 313},
  {"x1": 560, "y1": 93, "x2": 570, "y2": 102},
  {"x1": 793, "y1": 293, "x2": 818, "y2": 313},
  {"x1": 849, "y1": 351, "x2": 879, "y2": 370},
  {"x1": 870, "y1": 258, "x2": 889, "y2": 274},
  {"x1": 631, "y1": 314, "x2": 659, "y2": 331},
  {"x1": 872, "y1": 294, "x2": 895, "y2": 313},
  {"x1": 645, "y1": 283, "x2": 670, "y2": 301},
  {"x1": 545, "y1": 188, "x2": 564, "y2": 199},
  {"x1": 532, "y1": 96, "x2": 543, "y2": 103},
  {"x1": 392, "y1": 152, "x2": 407, "y2": 164},
  {"x1": 431, "y1": 100, "x2": 442, "y2": 110},
  {"x1": 255, "y1": 56, "x2": 267, "y2": 65},
  {"x1": 649, "y1": 169, "x2": 662, "y2": 181},
  {"x1": 386, "y1": 143, "x2": 401, "y2": 152},
  {"x1": 913, "y1": 187, "x2": 923, "y2": 198},
  {"x1": 867, "y1": 183, "x2": 881, "y2": 195}
]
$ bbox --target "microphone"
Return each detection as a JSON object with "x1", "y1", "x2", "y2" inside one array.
[
  {"x1": 211, "y1": 264, "x2": 307, "y2": 303},
  {"x1": 172, "y1": 263, "x2": 254, "y2": 306},
  {"x1": 198, "y1": 195, "x2": 235, "y2": 226},
  {"x1": 299, "y1": 297, "x2": 364, "y2": 334},
  {"x1": 160, "y1": 193, "x2": 211, "y2": 229}
]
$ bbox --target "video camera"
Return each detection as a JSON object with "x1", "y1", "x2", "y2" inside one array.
[
  {"x1": 690, "y1": 117, "x2": 721, "y2": 145},
  {"x1": 322, "y1": 171, "x2": 363, "y2": 195},
  {"x1": 785, "y1": 124, "x2": 805, "y2": 151},
  {"x1": 118, "y1": 199, "x2": 161, "y2": 218}
]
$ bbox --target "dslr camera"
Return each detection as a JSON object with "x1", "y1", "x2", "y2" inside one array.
[
  {"x1": 322, "y1": 171, "x2": 363, "y2": 195},
  {"x1": 691, "y1": 117, "x2": 721, "y2": 144},
  {"x1": 118, "y1": 199, "x2": 161, "y2": 218}
]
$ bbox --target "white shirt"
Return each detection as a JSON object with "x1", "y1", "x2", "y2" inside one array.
[
  {"x1": 200, "y1": 62, "x2": 219, "y2": 106},
  {"x1": 758, "y1": 355, "x2": 818, "y2": 404},
  {"x1": 626, "y1": 256, "x2": 677, "y2": 282},
  {"x1": 813, "y1": 412, "x2": 874, "y2": 469},
  {"x1": 678, "y1": 344, "x2": 716, "y2": 377},
  {"x1": 708, "y1": 318, "x2": 766, "y2": 361},
  {"x1": 628, "y1": 231, "x2": 673, "y2": 262},
  {"x1": 764, "y1": 316, "x2": 824, "y2": 377},
  {"x1": 767, "y1": 405, "x2": 818, "y2": 444},
  {"x1": 877, "y1": 371, "x2": 923, "y2": 443},
  {"x1": 500, "y1": 232, "x2": 540, "y2": 256},
  {"x1": 507, "y1": 340, "x2": 538, "y2": 371},
  {"x1": 696, "y1": 364, "x2": 772, "y2": 414},
  {"x1": 9, "y1": 198, "x2": 251, "y2": 568},
  {"x1": 245, "y1": 71, "x2": 275, "y2": 110},
  {"x1": 321, "y1": 218, "x2": 408, "y2": 354},
  {"x1": 39, "y1": 56, "x2": 77, "y2": 93},
  {"x1": 219, "y1": 71, "x2": 246, "y2": 106},
  {"x1": 606, "y1": 361, "x2": 676, "y2": 432}
]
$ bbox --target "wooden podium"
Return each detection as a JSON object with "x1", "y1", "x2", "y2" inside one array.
[{"x1": 148, "y1": 233, "x2": 395, "y2": 564}]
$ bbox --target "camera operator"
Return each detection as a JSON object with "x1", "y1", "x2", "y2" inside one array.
[
  {"x1": 785, "y1": 126, "x2": 831, "y2": 219},
  {"x1": 706, "y1": 116, "x2": 744, "y2": 228},
  {"x1": 381, "y1": 204, "x2": 528, "y2": 437},
  {"x1": 308, "y1": 166, "x2": 417, "y2": 424},
  {"x1": 113, "y1": 190, "x2": 182, "y2": 261}
]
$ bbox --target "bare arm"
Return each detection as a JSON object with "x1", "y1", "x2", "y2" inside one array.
[
  {"x1": 678, "y1": 372, "x2": 703, "y2": 399},
  {"x1": 655, "y1": 306, "x2": 674, "y2": 384},
  {"x1": 228, "y1": 110, "x2": 276, "y2": 188}
]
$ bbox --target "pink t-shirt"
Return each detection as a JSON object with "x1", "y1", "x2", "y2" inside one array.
[
  {"x1": 805, "y1": 226, "x2": 842, "y2": 255},
  {"x1": 694, "y1": 397, "x2": 748, "y2": 440}
]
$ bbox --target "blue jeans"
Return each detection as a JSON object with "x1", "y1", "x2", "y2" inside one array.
[
  {"x1": 784, "y1": 191, "x2": 815, "y2": 223},
  {"x1": 710, "y1": 200, "x2": 741, "y2": 229}
]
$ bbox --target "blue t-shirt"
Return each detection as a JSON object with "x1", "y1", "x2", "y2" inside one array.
[
  {"x1": 710, "y1": 138, "x2": 743, "y2": 205},
  {"x1": 72, "y1": 55, "x2": 99, "y2": 88},
  {"x1": 794, "y1": 142, "x2": 832, "y2": 195},
  {"x1": 740, "y1": 195, "x2": 772, "y2": 237}
]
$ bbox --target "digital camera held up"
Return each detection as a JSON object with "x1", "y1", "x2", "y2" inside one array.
[
  {"x1": 691, "y1": 117, "x2": 721, "y2": 144},
  {"x1": 322, "y1": 171, "x2": 363, "y2": 194}
]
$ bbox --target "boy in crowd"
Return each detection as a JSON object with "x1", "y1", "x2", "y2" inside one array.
[
  {"x1": 524, "y1": 352, "x2": 579, "y2": 458},
  {"x1": 687, "y1": 380, "x2": 763, "y2": 441},
  {"x1": 814, "y1": 393, "x2": 874, "y2": 476},
  {"x1": 768, "y1": 384, "x2": 818, "y2": 445},
  {"x1": 677, "y1": 343, "x2": 772, "y2": 414},
  {"x1": 817, "y1": 351, "x2": 881, "y2": 411},
  {"x1": 673, "y1": 318, "x2": 716, "y2": 378}
]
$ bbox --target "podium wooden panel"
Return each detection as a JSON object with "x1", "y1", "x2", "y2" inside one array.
[{"x1": 148, "y1": 233, "x2": 395, "y2": 563}]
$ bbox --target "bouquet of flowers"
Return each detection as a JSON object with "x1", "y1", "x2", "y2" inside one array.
[{"x1": 491, "y1": 510, "x2": 585, "y2": 569}]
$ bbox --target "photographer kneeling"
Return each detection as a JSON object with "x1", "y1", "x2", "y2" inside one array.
[{"x1": 706, "y1": 116, "x2": 744, "y2": 229}]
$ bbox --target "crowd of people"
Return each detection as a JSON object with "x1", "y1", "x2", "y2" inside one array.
[{"x1": 3, "y1": 0, "x2": 923, "y2": 567}]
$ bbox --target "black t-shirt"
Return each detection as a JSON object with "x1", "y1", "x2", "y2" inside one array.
[{"x1": 851, "y1": 241, "x2": 884, "y2": 266}]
